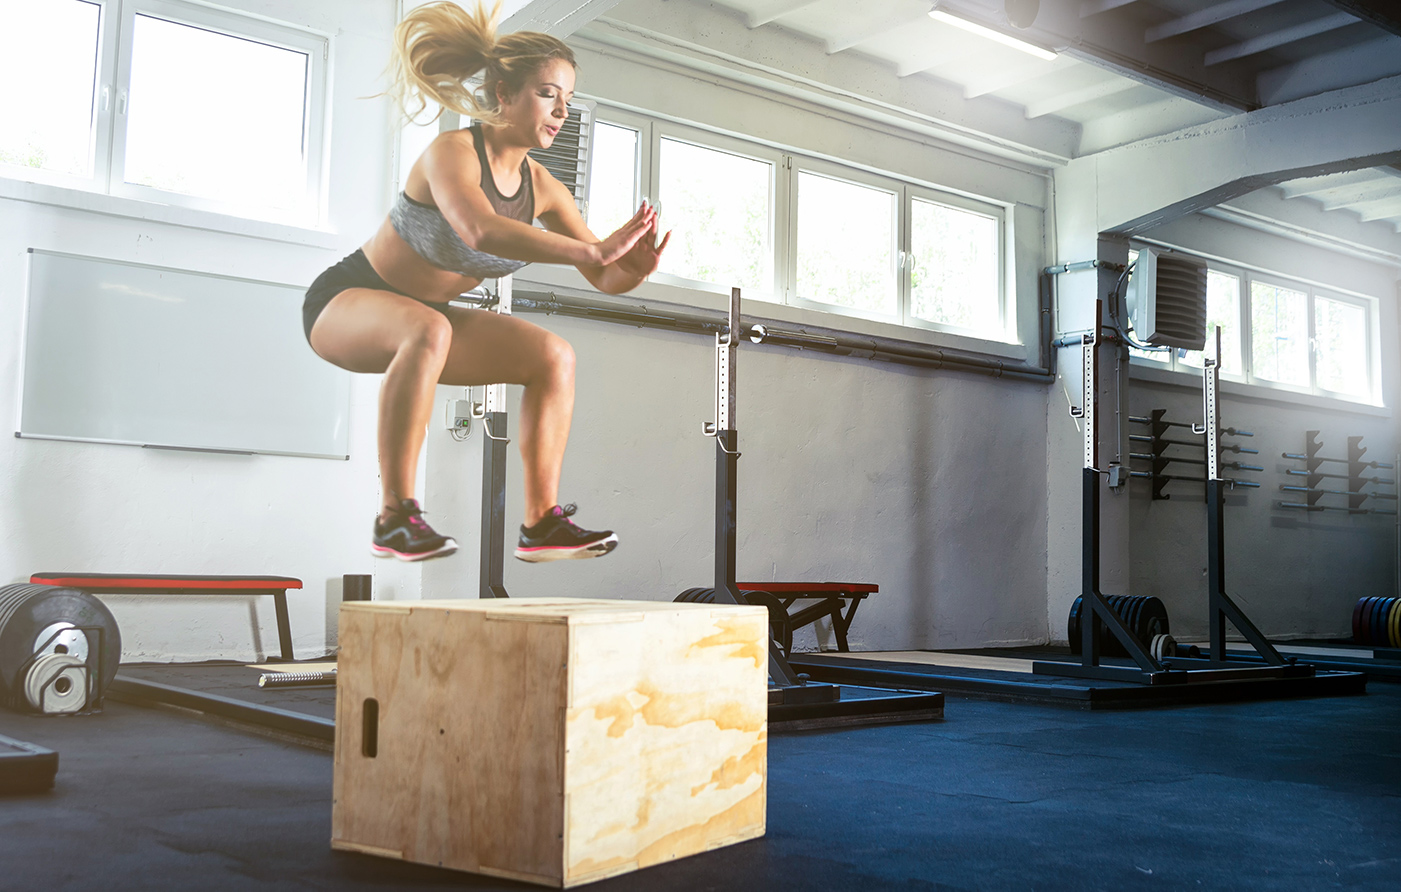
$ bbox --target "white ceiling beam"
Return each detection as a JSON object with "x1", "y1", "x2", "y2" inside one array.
[
  {"x1": 1024, "y1": 78, "x2": 1138, "y2": 118},
  {"x1": 898, "y1": 44, "x2": 983, "y2": 78},
  {"x1": 1353, "y1": 196, "x2": 1401, "y2": 222},
  {"x1": 1317, "y1": 180, "x2": 1401, "y2": 210},
  {"x1": 500, "y1": 0, "x2": 625, "y2": 36},
  {"x1": 746, "y1": 0, "x2": 823, "y2": 29},
  {"x1": 827, "y1": 4, "x2": 932, "y2": 54},
  {"x1": 1080, "y1": 0, "x2": 1141, "y2": 18},
  {"x1": 1257, "y1": 35, "x2": 1401, "y2": 105},
  {"x1": 1277, "y1": 168, "x2": 1390, "y2": 198},
  {"x1": 1144, "y1": 0, "x2": 1288, "y2": 44},
  {"x1": 1068, "y1": 74, "x2": 1401, "y2": 235},
  {"x1": 1205, "y1": 12, "x2": 1359, "y2": 65},
  {"x1": 961, "y1": 56, "x2": 1063, "y2": 98}
]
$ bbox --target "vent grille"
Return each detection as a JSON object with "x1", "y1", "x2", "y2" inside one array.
[
  {"x1": 528, "y1": 104, "x2": 592, "y2": 214},
  {"x1": 1131, "y1": 249, "x2": 1207, "y2": 351}
]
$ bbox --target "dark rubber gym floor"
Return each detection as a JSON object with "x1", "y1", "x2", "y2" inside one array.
[{"x1": 1, "y1": 675, "x2": 1398, "y2": 891}]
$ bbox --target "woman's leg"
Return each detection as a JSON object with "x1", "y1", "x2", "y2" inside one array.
[
  {"x1": 309, "y1": 288, "x2": 454, "y2": 520},
  {"x1": 434, "y1": 306, "x2": 575, "y2": 528}
]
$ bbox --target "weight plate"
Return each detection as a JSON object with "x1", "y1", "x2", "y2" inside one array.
[
  {"x1": 674, "y1": 587, "x2": 710, "y2": 603},
  {"x1": 1391, "y1": 600, "x2": 1401, "y2": 648},
  {"x1": 1353, "y1": 597, "x2": 1367, "y2": 643},
  {"x1": 0, "y1": 584, "x2": 121, "y2": 711},
  {"x1": 1139, "y1": 599, "x2": 1171, "y2": 650},
  {"x1": 1128, "y1": 597, "x2": 1147, "y2": 649},
  {"x1": 1364, "y1": 597, "x2": 1381, "y2": 644},
  {"x1": 1362, "y1": 597, "x2": 1381, "y2": 646},
  {"x1": 1145, "y1": 597, "x2": 1170, "y2": 638},
  {"x1": 1375, "y1": 598, "x2": 1394, "y2": 649},
  {"x1": 1068, "y1": 596, "x2": 1083, "y2": 654},
  {"x1": 1357, "y1": 597, "x2": 1375, "y2": 645}
]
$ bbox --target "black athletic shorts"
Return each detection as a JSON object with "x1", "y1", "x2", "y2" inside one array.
[{"x1": 302, "y1": 248, "x2": 450, "y2": 344}]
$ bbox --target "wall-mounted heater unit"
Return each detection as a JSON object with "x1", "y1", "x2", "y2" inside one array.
[
  {"x1": 1129, "y1": 247, "x2": 1208, "y2": 350},
  {"x1": 528, "y1": 102, "x2": 594, "y2": 216}
]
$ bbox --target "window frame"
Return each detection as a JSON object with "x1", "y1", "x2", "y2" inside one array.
[
  {"x1": 904, "y1": 184, "x2": 1009, "y2": 339},
  {"x1": 646, "y1": 119, "x2": 782, "y2": 300},
  {"x1": 588, "y1": 102, "x2": 1013, "y2": 342},
  {"x1": 0, "y1": 0, "x2": 119, "y2": 192},
  {"x1": 1128, "y1": 247, "x2": 1381, "y2": 405},
  {"x1": 1, "y1": 0, "x2": 329, "y2": 226},
  {"x1": 787, "y1": 157, "x2": 902, "y2": 324}
]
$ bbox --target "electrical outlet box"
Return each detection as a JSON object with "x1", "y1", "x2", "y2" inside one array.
[{"x1": 445, "y1": 399, "x2": 472, "y2": 431}]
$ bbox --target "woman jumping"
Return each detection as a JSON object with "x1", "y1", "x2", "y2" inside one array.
[{"x1": 303, "y1": 1, "x2": 668, "y2": 562}]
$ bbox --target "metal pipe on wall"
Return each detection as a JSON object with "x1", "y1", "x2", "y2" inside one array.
[{"x1": 454, "y1": 288, "x2": 1055, "y2": 383}]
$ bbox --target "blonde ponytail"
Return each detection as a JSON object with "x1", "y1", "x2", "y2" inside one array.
[{"x1": 388, "y1": 1, "x2": 577, "y2": 126}]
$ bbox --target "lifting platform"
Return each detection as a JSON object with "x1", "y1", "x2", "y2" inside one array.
[{"x1": 793, "y1": 308, "x2": 1365, "y2": 707}]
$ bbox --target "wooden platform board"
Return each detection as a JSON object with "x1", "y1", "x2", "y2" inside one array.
[{"x1": 331, "y1": 598, "x2": 769, "y2": 888}]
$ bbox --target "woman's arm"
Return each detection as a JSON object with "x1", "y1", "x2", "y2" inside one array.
[
  {"x1": 533, "y1": 165, "x2": 671, "y2": 295},
  {"x1": 421, "y1": 131, "x2": 654, "y2": 268}
]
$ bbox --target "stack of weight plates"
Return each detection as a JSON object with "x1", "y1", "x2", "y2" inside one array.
[
  {"x1": 1352, "y1": 596, "x2": 1401, "y2": 648},
  {"x1": 1068, "y1": 595, "x2": 1171, "y2": 658},
  {"x1": 0, "y1": 583, "x2": 122, "y2": 715}
]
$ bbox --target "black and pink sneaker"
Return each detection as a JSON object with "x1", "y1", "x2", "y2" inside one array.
[
  {"x1": 372, "y1": 499, "x2": 458, "y2": 561},
  {"x1": 514, "y1": 504, "x2": 618, "y2": 562}
]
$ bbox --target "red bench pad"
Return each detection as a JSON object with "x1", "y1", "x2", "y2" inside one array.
[
  {"x1": 29, "y1": 574, "x2": 302, "y2": 592},
  {"x1": 736, "y1": 582, "x2": 877, "y2": 594}
]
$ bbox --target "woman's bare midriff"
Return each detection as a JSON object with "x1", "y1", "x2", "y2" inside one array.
[{"x1": 361, "y1": 217, "x2": 484, "y2": 304}]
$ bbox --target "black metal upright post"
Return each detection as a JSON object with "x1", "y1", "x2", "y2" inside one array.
[
  {"x1": 479, "y1": 276, "x2": 512, "y2": 599},
  {"x1": 1199, "y1": 328, "x2": 1286, "y2": 666},
  {"x1": 706, "y1": 287, "x2": 801, "y2": 687},
  {"x1": 1036, "y1": 299, "x2": 1162, "y2": 682}
]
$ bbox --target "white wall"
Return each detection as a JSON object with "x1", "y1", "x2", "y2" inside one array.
[{"x1": 0, "y1": 0, "x2": 397, "y2": 661}]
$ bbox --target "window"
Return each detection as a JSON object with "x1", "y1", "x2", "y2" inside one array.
[
  {"x1": 585, "y1": 108, "x2": 1010, "y2": 339},
  {"x1": 1314, "y1": 295, "x2": 1369, "y2": 396},
  {"x1": 0, "y1": 0, "x2": 328, "y2": 225},
  {"x1": 657, "y1": 136, "x2": 773, "y2": 296},
  {"x1": 586, "y1": 121, "x2": 640, "y2": 239},
  {"x1": 910, "y1": 196, "x2": 1001, "y2": 332},
  {"x1": 1129, "y1": 250, "x2": 1377, "y2": 402},
  {"x1": 1179, "y1": 271, "x2": 1242, "y2": 375},
  {"x1": 1250, "y1": 280, "x2": 1309, "y2": 386},
  {"x1": 0, "y1": 1, "x2": 104, "y2": 180},
  {"x1": 794, "y1": 170, "x2": 896, "y2": 316}
]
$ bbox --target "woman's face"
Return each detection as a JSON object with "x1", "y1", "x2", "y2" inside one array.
[{"x1": 497, "y1": 59, "x2": 576, "y2": 149}]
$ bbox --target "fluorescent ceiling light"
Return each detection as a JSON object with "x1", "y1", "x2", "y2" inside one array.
[{"x1": 929, "y1": 9, "x2": 1058, "y2": 61}]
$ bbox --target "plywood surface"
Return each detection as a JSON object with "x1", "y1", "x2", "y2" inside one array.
[
  {"x1": 562, "y1": 607, "x2": 768, "y2": 885},
  {"x1": 332, "y1": 598, "x2": 769, "y2": 888}
]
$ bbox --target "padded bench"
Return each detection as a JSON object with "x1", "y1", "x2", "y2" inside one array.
[
  {"x1": 736, "y1": 582, "x2": 876, "y2": 653},
  {"x1": 29, "y1": 573, "x2": 303, "y2": 662}
]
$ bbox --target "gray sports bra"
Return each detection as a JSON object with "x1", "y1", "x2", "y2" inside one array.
[{"x1": 390, "y1": 124, "x2": 535, "y2": 278}]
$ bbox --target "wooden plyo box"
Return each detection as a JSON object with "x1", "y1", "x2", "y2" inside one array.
[{"x1": 331, "y1": 598, "x2": 769, "y2": 887}]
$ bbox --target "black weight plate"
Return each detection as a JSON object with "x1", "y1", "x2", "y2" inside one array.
[
  {"x1": 1139, "y1": 599, "x2": 1171, "y2": 648},
  {"x1": 0, "y1": 584, "x2": 122, "y2": 709},
  {"x1": 1370, "y1": 597, "x2": 1387, "y2": 646},
  {"x1": 1353, "y1": 597, "x2": 1367, "y2": 643},
  {"x1": 1068, "y1": 597, "x2": 1083, "y2": 655},
  {"x1": 1360, "y1": 597, "x2": 1379, "y2": 646},
  {"x1": 1142, "y1": 597, "x2": 1170, "y2": 639},
  {"x1": 674, "y1": 587, "x2": 711, "y2": 603},
  {"x1": 1374, "y1": 598, "x2": 1393, "y2": 648},
  {"x1": 1128, "y1": 597, "x2": 1147, "y2": 649}
]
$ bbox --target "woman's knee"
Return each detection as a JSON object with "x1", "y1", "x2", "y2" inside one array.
[
  {"x1": 400, "y1": 311, "x2": 455, "y2": 361},
  {"x1": 538, "y1": 334, "x2": 576, "y2": 385}
]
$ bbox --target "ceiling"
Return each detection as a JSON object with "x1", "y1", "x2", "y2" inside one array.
[{"x1": 584, "y1": 0, "x2": 1401, "y2": 242}]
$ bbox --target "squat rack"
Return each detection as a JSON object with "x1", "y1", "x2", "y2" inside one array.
[{"x1": 1033, "y1": 310, "x2": 1313, "y2": 685}]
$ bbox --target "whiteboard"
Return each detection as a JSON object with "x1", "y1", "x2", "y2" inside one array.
[{"x1": 18, "y1": 250, "x2": 351, "y2": 459}]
